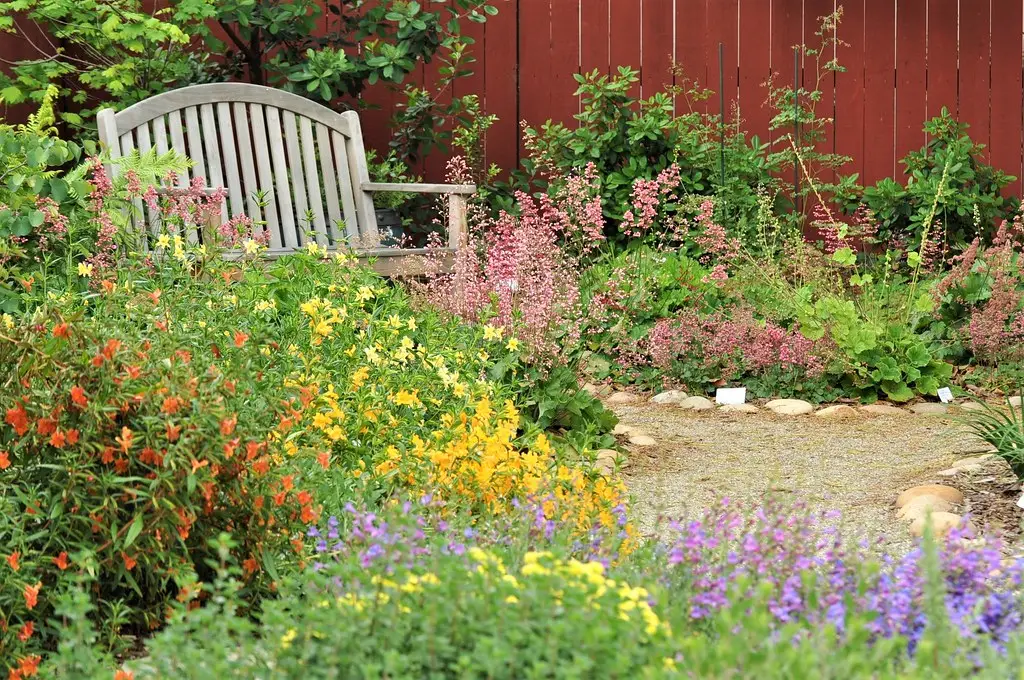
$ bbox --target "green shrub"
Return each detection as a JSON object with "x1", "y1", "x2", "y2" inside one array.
[{"x1": 963, "y1": 396, "x2": 1024, "y2": 479}]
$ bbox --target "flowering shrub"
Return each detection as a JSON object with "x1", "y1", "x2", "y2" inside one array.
[{"x1": 0, "y1": 288, "x2": 314, "y2": 669}]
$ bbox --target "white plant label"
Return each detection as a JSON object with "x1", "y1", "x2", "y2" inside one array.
[
  {"x1": 937, "y1": 387, "x2": 954, "y2": 404},
  {"x1": 1016, "y1": 493, "x2": 1024, "y2": 510},
  {"x1": 716, "y1": 387, "x2": 747, "y2": 405}
]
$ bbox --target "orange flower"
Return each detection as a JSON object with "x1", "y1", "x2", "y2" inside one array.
[
  {"x1": 190, "y1": 458, "x2": 209, "y2": 474},
  {"x1": 0, "y1": 451, "x2": 10, "y2": 470},
  {"x1": 252, "y1": 457, "x2": 270, "y2": 475},
  {"x1": 115, "y1": 669, "x2": 135, "y2": 680},
  {"x1": 116, "y1": 426, "x2": 133, "y2": 454},
  {"x1": 5, "y1": 405, "x2": 29, "y2": 436},
  {"x1": 122, "y1": 553, "x2": 137, "y2": 570},
  {"x1": 223, "y1": 439, "x2": 238, "y2": 458},
  {"x1": 101, "y1": 447, "x2": 115, "y2": 464},
  {"x1": 149, "y1": 289, "x2": 162, "y2": 304},
  {"x1": 281, "y1": 475, "x2": 294, "y2": 491},
  {"x1": 91, "y1": 354, "x2": 105, "y2": 367},
  {"x1": 70, "y1": 386, "x2": 88, "y2": 408},
  {"x1": 273, "y1": 491, "x2": 287, "y2": 506},
  {"x1": 35, "y1": 417, "x2": 56, "y2": 436},
  {"x1": 219, "y1": 416, "x2": 237, "y2": 436},
  {"x1": 165, "y1": 422, "x2": 181, "y2": 442},
  {"x1": 301, "y1": 504, "x2": 315, "y2": 523},
  {"x1": 49, "y1": 429, "x2": 66, "y2": 448},
  {"x1": 162, "y1": 397, "x2": 181, "y2": 415},
  {"x1": 245, "y1": 441, "x2": 262, "y2": 461},
  {"x1": 317, "y1": 451, "x2": 330, "y2": 469},
  {"x1": 17, "y1": 621, "x2": 33, "y2": 642},
  {"x1": 242, "y1": 557, "x2": 259, "y2": 575},
  {"x1": 23, "y1": 582, "x2": 40, "y2": 610},
  {"x1": 102, "y1": 338, "x2": 122, "y2": 360},
  {"x1": 66, "y1": 429, "x2": 80, "y2": 445},
  {"x1": 13, "y1": 654, "x2": 41, "y2": 679},
  {"x1": 233, "y1": 331, "x2": 248, "y2": 348},
  {"x1": 114, "y1": 458, "x2": 129, "y2": 473},
  {"x1": 7, "y1": 552, "x2": 20, "y2": 571},
  {"x1": 52, "y1": 552, "x2": 69, "y2": 570},
  {"x1": 296, "y1": 490, "x2": 312, "y2": 506},
  {"x1": 101, "y1": 279, "x2": 115, "y2": 294},
  {"x1": 52, "y1": 322, "x2": 70, "y2": 339}
]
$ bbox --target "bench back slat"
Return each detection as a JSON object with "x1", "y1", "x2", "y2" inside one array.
[{"x1": 97, "y1": 83, "x2": 393, "y2": 251}]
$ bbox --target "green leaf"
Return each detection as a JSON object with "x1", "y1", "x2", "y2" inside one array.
[
  {"x1": 831, "y1": 247, "x2": 857, "y2": 266},
  {"x1": 882, "y1": 381, "x2": 915, "y2": 403},
  {"x1": 124, "y1": 514, "x2": 144, "y2": 547}
]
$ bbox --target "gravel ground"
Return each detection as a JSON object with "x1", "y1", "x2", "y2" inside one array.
[{"x1": 615, "y1": 404, "x2": 987, "y2": 554}]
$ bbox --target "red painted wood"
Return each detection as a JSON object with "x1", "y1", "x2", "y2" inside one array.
[
  {"x1": 894, "y1": 0, "x2": 928, "y2": 166},
  {"x1": 675, "y1": 0, "x2": 708, "y2": 115},
  {"x1": 641, "y1": 0, "x2": 675, "y2": 99},
  {"x1": 422, "y1": 0, "x2": 457, "y2": 180},
  {"x1": 737, "y1": 0, "x2": 774, "y2": 146},
  {"x1": 706, "y1": 0, "x2": 740, "y2": 124},
  {"x1": 803, "y1": 0, "x2": 839, "y2": 182},
  {"x1": 482, "y1": 0, "x2": 520, "y2": 176},
  {"x1": 926, "y1": 0, "x2": 959, "y2": 125},
  {"x1": 580, "y1": 0, "x2": 610, "y2": 77},
  {"x1": 989, "y1": 0, "x2": 1024, "y2": 194},
  {"x1": 834, "y1": 0, "x2": 865, "y2": 183},
  {"x1": 769, "y1": 0, "x2": 804, "y2": 154},
  {"x1": 610, "y1": 0, "x2": 642, "y2": 98},
  {"x1": 861, "y1": 0, "x2": 896, "y2": 184},
  {"x1": 548, "y1": 0, "x2": 581, "y2": 125},
  {"x1": 517, "y1": 0, "x2": 552, "y2": 159},
  {"x1": 958, "y1": 1, "x2": 991, "y2": 153}
]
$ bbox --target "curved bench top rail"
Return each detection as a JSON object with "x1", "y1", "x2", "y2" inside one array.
[{"x1": 104, "y1": 83, "x2": 354, "y2": 139}]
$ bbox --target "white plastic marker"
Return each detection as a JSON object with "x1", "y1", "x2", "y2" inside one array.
[
  {"x1": 716, "y1": 387, "x2": 747, "y2": 405},
  {"x1": 937, "y1": 387, "x2": 954, "y2": 404},
  {"x1": 1017, "y1": 493, "x2": 1024, "y2": 510}
]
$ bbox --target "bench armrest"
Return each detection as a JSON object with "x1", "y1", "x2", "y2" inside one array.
[{"x1": 361, "y1": 182, "x2": 476, "y2": 195}]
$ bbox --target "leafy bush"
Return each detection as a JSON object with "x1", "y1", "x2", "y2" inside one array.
[
  {"x1": 963, "y1": 397, "x2": 1024, "y2": 479},
  {"x1": 847, "y1": 109, "x2": 1018, "y2": 256},
  {"x1": 520, "y1": 67, "x2": 776, "y2": 242}
]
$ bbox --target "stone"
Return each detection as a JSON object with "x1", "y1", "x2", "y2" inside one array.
[
  {"x1": 957, "y1": 401, "x2": 986, "y2": 412},
  {"x1": 595, "y1": 449, "x2": 620, "y2": 475},
  {"x1": 651, "y1": 389, "x2": 688, "y2": 405},
  {"x1": 860, "y1": 403, "x2": 907, "y2": 416},
  {"x1": 719, "y1": 404, "x2": 759, "y2": 414},
  {"x1": 1009, "y1": 395, "x2": 1023, "y2": 408},
  {"x1": 678, "y1": 396, "x2": 715, "y2": 411},
  {"x1": 937, "y1": 464, "x2": 982, "y2": 477},
  {"x1": 583, "y1": 383, "x2": 612, "y2": 397},
  {"x1": 910, "y1": 403, "x2": 949, "y2": 415},
  {"x1": 896, "y1": 484, "x2": 964, "y2": 508},
  {"x1": 765, "y1": 399, "x2": 814, "y2": 416},
  {"x1": 628, "y1": 434, "x2": 657, "y2": 447},
  {"x1": 954, "y1": 454, "x2": 994, "y2": 468},
  {"x1": 815, "y1": 404, "x2": 858, "y2": 419},
  {"x1": 612, "y1": 423, "x2": 634, "y2": 436},
  {"x1": 896, "y1": 494, "x2": 954, "y2": 520},
  {"x1": 606, "y1": 391, "x2": 639, "y2": 405},
  {"x1": 909, "y1": 512, "x2": 969, "y2": 538}
]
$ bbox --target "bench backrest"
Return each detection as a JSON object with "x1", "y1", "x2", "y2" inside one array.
[{"x1": 97, "y1": 83, "x2": 379, "y2": 251}]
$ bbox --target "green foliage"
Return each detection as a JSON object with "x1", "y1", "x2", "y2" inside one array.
[
  {"x1": 962, "y1": 396, "x2": 1024, "y2": 480},
  {"x1": 848, "y1": 108, "x2": 1018, "y2": 254},
  {"x1": 520, "y1": 67, "x2": 776, "y2": 241},
  {"x1": 0, "y1": 0, "x2": 215, "y2": 129}
]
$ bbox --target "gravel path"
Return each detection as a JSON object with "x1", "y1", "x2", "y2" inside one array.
[{"x1": 616, "y1": 404, "x2": 985, "y2": 553}]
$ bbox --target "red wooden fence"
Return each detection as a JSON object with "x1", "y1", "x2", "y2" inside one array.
[{"x1": 4, "y1": 1, "x2": 1024, "y2": 194}]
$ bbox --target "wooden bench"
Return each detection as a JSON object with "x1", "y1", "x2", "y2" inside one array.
[{"x1": 96, "y1": 83, "x2": 473, "y2": 275}]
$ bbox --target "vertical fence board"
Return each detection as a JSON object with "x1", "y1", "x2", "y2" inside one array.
[
  {"x1": 958, "y1": 0, "x2": 992, "y2": 156},
  {"x1": 895, "y1": 0, "x2": 928, "y2": 167},
  {"x1": 483, "y1": 0, "x2": 520, "y2": 176},
  {"x1": 834, "y1": 0, "x2": 866, "y2": 182},
  {"x1": 804, "y1": 0, "x2": 839, "y2": 185},
  {"x1": 549, "y1": 0, "x2": 581, "y2": 124},
  {"x1": 518, "y1": 0, "x2": 553, "y2": 156},
  {"x1": 861, "y1": 0, "x2": 896, "y2": 183},
  {"x1": 989, "y1": 0, "x2": 1023, "y2": 194},
  {"x1": 676, "y1": 0, "x2": 709, "y2": 114},
  {"x1": 927, "y1": 0, "x2": 959, "y2": 125},
  {"x1": 422, "y1": 0, "x2": 456, "y2": 180},
  {"x1": 738, "y1": 0, "x2": 774, "y2": 145},
  {"x1": 580, "y1": 0, "x2": 611, "y2": 77},
  {"x1": 610, "y1": 0, "x2": 643, "y2": 98},
  {"x1": 707, "y1": 0, "x2": 740, "y2": 123},
  {"x1": 769, "y1": 0, "x2": 804, "y2": 155},
  {"x1": 641, "y1": 0, "x2": 676, "y2": 98}
]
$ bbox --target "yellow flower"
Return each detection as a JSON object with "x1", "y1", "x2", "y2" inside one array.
[
  {"x1": 306, "y1": 241, "x2": 325, "y2": 257},
  {"x1": 155, "y1": 233, "x2": 171, "y2": 249},
  {"x1": 482, "y1": 324, "x2": 504, "y2": 341},
  {"x1": 393, "y1": 390, "x2": 421, "y2": 407},
  {"x1": 243, "y1": 238, "x2": 260, "y2": 255},
  {"x1": 506, "y1": 338, "x2": 521, "y2": 352},
  {"x1": 406, "y1": 318, "x2": 417, "y2": 331},
  {"x1": 280, "y1": 628, "x2": 298, "y2": 649},
  {"x1": 77, "y1": 261, "x2": 94, "y2": 277},
  {"x1": 351, "y1": 366, "x2": 370, "y2": 388},
  {"x1": 453, "y1": 383, "x2": 467, "y2": 398},
  {"x1": 1, "y1": 313, "x2": 13, "y2": 329}
]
